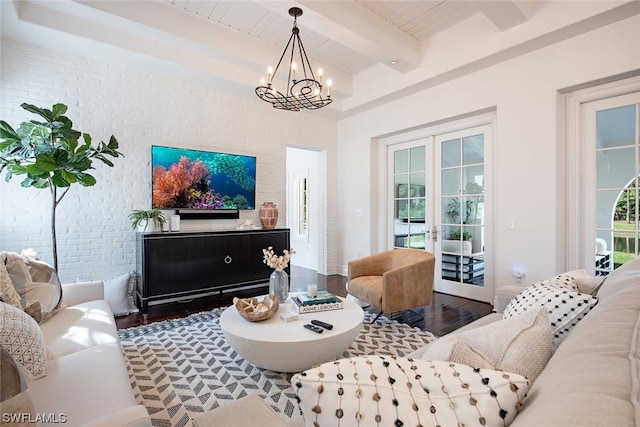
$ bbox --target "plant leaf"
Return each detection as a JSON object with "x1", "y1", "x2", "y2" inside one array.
[
  {"x1": 51, "y1": 103, "x2": 68, "y2": 119},
  {"x1": 35, "y1": 152, "x2": 58, "y2": 172},
  {"x1": 21, "y1": 103, "x2": 55, "y2": 122},
  {"x1": 51, "y1": 172, "x2": 70, "y2": 187},
  {"x1": 77, "y1": 172, "x2": 97, "y2": 186},
  {"x1": 0, "y1": 121, "x2": 20, "y2": 142}
]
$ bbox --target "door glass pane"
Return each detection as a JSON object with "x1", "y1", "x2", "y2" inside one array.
[
  {"x1": 411, "y1": 146, "x2": 426, "y2": 171},
  {"x1": 441, "y1": 169, "x2": 460, "y2": 196},
  {"x1": 597, "y1": 147, "x2": 635, "y2": 189},
  {"x1": 442, "y1": 139, "x2": 460, "y2": 168},
  {"x1": 395, "y1": 150, "x2": 409, "y2": 173},
  {"x1": 596, "y1": 105, "x2": 636, "y2": 149},
  {"x1": 463, "y1": 134, "x2": 484, "y2": 165},
  {"x1": 395, "y1": 179, "x2": 409, "y2": 198},
  {"x1": 595, "y1": 102, "x2": 638, "y2": 274}
]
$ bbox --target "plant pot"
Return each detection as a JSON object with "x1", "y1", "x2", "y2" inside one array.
[{"x1": 442, "y1": 239, "x2": 472, "y2": 255}]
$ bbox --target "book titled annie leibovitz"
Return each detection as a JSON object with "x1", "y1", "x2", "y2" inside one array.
[{"x1": 292, "y1": 297, "x2": 343, "y2": 314}]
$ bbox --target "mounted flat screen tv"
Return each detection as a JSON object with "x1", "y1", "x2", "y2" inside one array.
[{"x1": 151, "y1": 145, "x2": 256, "y2": 210}]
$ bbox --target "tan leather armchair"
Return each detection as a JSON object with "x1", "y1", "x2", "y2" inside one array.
[{"x1": 347, "y1": 249, "x2": 435, "y2": 321}]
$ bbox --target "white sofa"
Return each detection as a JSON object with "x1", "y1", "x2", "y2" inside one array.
[
  {"x1": 28, "y1": 281, "x2": 151, "y2": 427},
  {"x1": 196, "y1": 257, "x2": 640, "y2": 427}
]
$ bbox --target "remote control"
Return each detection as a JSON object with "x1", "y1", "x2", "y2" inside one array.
[
  {"x1": 304, "y1": 323, "x2": 324, "y2": 333},
  {"x1": 311, "y1": 319, "x2": 334, "y2": 330}
]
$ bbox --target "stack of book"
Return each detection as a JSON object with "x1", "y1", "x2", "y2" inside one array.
[{"x1": 292, "y1": 291, "x2": 343, "y2": 314}]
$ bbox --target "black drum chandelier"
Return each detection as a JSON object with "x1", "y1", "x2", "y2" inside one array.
[{"x1": 255, "y1": 7, "x2": 332, "y2": 112}]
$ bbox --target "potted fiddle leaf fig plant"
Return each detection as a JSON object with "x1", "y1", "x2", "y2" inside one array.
[
  {"x1": 128, "y1": 209, "x2": 166, "y2": 232},
  {"x1": 0, "y1": 102, "x2": 123, "y2": 271}
]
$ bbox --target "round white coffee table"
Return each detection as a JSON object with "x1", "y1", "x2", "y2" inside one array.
[{"x1": 220, "y1": 293, "x2": 364, "y2": 372}]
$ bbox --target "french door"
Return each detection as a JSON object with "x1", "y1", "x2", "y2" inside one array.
[
  {"x1": 388, "y1": 124, "x2": 493, "y2": 302},
  {"x1": 581, "y1": 91, "x2": 640, "y2": 275}
]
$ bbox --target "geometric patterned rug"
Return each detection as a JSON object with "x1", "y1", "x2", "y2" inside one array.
[{"x1": 118, "y1": 308, "x2": 437, "y2": 427}]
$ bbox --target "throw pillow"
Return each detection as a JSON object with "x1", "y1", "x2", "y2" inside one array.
[
  {"x1": 0, "y1": 255, "x2": 23, "y2": 310},
  {"x1": 1, "y1": 252, "x2": 63, "y2": 324},
  {"x1": 503, "y1": 281, "x2": 598, "y2": 347},
  {"x1": 0, "y1": 347, "x2": 35, "y2": 427},
  {"x1": 0, "y1": 302, "x2": 47, "y2": 380},
  {"x1": 292, "y1": 356, "x2": 529, "y2": 427},
  {"x1": 575, "y1": 276, "x2": 606, "y2": 295},
  {"x1": 104, "y1": 272, "x2": 139, "y2": 316},
  {"x1": 552, "y1": 269, "x2": 605, "y2": 294},
  {"x1": 418, "y1": 307, "x2": 553, "y2": 382}
]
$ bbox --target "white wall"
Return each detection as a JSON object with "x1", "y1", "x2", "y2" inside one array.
[
  {"x1": 0, "y1": 39, "x2": 337, "y2": 282},
  {"x1": 336, "y1": 15, "x2": 640, "y2": 291}
]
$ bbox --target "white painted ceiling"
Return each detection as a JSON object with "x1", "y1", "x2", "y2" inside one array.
[{"x1": 2, "y1": 0, "x2": 638, "y2": 118}]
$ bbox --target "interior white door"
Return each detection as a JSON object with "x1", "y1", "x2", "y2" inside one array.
[{"x1": 434, "y1": 124, "x2": 492, "y2": 302}]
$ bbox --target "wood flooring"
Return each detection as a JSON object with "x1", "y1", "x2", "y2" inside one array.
[{"x1": 116, "y1": 265, "x2": 494, "y2": 336}]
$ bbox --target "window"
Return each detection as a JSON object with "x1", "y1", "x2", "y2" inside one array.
[{"x1": 295, "y1": 174, "x2": 308, "y2": 239}]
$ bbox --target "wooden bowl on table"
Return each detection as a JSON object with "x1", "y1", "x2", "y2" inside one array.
[{"x1": 233, "y1": 295, "x2": 279, "y2": 322}]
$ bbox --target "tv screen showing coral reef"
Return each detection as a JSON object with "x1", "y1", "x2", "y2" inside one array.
[{"x1": 151, "y1": 145, "x2": 256, "y2": 210}]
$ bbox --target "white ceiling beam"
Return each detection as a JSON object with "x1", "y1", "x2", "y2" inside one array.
[
  {"x1": 272, "y1": 0, "x2": 422, "y2": 73},
  {"x1": 474, "y1": 0, "x2": 530, "y2": 31},
  {"x1": 19, "y1": 0, "x2": 352, "y2": 98}
]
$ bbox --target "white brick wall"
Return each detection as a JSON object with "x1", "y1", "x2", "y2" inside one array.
[{"x1": 0, "y1": 39, "x2": 338, "y2": 282}]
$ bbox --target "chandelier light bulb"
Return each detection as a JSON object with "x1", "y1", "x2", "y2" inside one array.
[
  {"x1": 318, "y1": 68, "x2": 323, "y2": 82},
  {"x1": 268, "y1": 66, "x2": 273, "y2": 82},
  {"x1": 260, "y1": 77, "x2": 266, "y2": 85},
  {"x1": 327, "y1": 79, "x2": 332, "y2": 97},
  {"x1": 291, "y1": 62, "x2": 297, "y2": 81}
]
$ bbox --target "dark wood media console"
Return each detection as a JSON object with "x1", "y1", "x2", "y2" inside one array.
[{"x1": 135, "y1": 228, "x2": 290, "y2": 314}]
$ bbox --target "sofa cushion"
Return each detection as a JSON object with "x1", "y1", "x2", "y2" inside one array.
[
  {"x1": 292, "y1": 356, "x2": 529, "y2": 427},
  {"x1": 28, "y1": 343, "x2": 138, "y2": 426},
  {"x1": 38, "y1": 300, "x2": 119, "y2": 360},
  {"x1": 104, "y1": 272, "x2": 139, "y2": 316},
  {"x1": 416, "y1": 307, "x2": 552, "y2": 382},
  {"x1": 503, "y1": 281, "x2": 598, "y2": 347},
  {"x1": 510, "y1": 279, "x2": 640, "y2": 427},
  {"x1": 0, "y1": 302, "x2": 47, "y2": 380},
  {"x1": 596, "y1": 256, "x2": 640, "y2": 300}
]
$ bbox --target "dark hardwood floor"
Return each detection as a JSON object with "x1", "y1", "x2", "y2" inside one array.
[{"x1": 116, "y1": 265, "x2": 494, "y2": 336}]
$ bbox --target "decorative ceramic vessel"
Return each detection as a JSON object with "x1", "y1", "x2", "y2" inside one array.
[
  {"x1": 259, "y1": 202, "x2": 278, "y2": 229},
  {"x1": 269, "y1": 269, "x2": 289, "y2": 303},
  {"x1": 233, "y1": 295, "x2": 279, "y2": 322}
]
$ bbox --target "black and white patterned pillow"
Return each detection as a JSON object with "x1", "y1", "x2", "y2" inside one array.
[
  {"x1": 292, "y1": 356, "x2": 529, "y2": 427},
  {"x1": 503, "y1": 281, "x2": 598, "y2": 346}
]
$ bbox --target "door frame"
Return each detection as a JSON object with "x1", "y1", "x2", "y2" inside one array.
[{"x1": 373, "y1": 109, "x2": 496, "y2": 302}]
